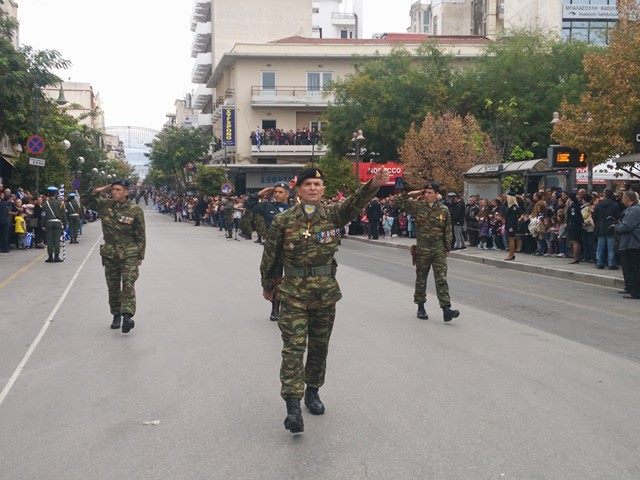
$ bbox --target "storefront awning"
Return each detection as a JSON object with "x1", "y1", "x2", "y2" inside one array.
[{"x1": 464, "y1": 159, "x2": 552, "y2": 177}]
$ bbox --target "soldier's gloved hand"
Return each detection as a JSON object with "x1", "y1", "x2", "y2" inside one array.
[{"x1": 371, "y1": 168, "x2": 391, "y2": 188}]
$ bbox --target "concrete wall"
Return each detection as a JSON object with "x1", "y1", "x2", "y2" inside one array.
[
  {"x1": 44, "y1": 82, "x2": 105, "y2": 131},
  {"x1": 504, "y1": 0, "x2": 562, "y2": 35}
]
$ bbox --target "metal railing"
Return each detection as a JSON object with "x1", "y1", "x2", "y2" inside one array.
[{"x1": 250, "y1": 86, "x2": 334, "y2": 97}]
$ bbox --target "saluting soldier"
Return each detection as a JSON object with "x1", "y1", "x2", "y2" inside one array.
[
  {"x1": 66, "y1": 193, "x2": 82, "y2": 244},
  {"x1": 396, "y1": 182, "x2": 460, "y2": 322},
  {"x1": 43, "y1": 186, "x2": 67, "y2": 263},
  {"x1": 261, "y1": 167, "x2": 389, "y2": 434},
  {"x1": 89, "y1": 180, "x2": 146, "y2": 334},
  {"x1": 246, "y1": 181, "x2": 292, "y2": 321}
]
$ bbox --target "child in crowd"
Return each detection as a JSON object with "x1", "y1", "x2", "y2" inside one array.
[
  {"x1": 533, "y1": 216, "x2": 548, "y2": 255},
  {"x1": 556, "y1": 210, "x2": 568, "y2": 257},
  {"x1": 490, "y1": 213, "x2": 504, "y2": 250},
  {"x1": 544, "y1": 217, "x2": 559, "y2": 256},
  {"x1": 398, "y1": 212, "x2": 408, "y2": 237},
  {"x1": 477, "y1": 211, "x2": 490, "y2": 250},
  {"x1": 382, "y1": 213, "x2": 394, "y2": 239},
  {"x1": 407, "y1": 214, "x2": 415, "y2": 238},
  {"x1": 14, "y1": 211, "x2": 26, "y2": 250}
]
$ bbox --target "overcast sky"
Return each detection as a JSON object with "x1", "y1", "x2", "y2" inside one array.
[{"x1": 18, "y1": 0, "x2": 415, "y2": 132}]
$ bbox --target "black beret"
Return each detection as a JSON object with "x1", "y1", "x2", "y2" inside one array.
[
  {"x1": 296, "y1": 168, "x2": 324, "y2": 186},
  {"x1": 424, "y1": 181, "x2": 440, "y2": 193},
  {"x1": 111, "y1": 179, "x2": 130, "y2": 188},
  {"x1": 273, "y1": 181, "x2": 290, "y2": 190}
]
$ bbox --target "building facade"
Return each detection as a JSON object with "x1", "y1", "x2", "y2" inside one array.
[
  {"x1": 410, "y1": 0, "x2": 474, "y2": 36},
  {"x1": 0, "y1": 0, "x2": 18, "y2": 47},
  {"x1": 312, "y1": 0, "x2": 364, "y2": 39},
  {"x1": 206, "y1": 35, "x2": 489, "y2": 192},
  {"x1": 43, "y1": 82, "x2": 106, "y2": 131}
]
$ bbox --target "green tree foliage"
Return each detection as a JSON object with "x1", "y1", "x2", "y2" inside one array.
[
  {"x1": 322, "y1": 45, "x2": 456, "y2": 162},
  {"x1": 316, "y1": 153, "x2": 358, "y2": 198},
  {"x1": 455, "y1": 31, "x2": 595, "y2": 158},
  {"x1": 194, "y1": 165, "x2": 226, "y2": 195},
  {"x1": 146, "y1": 126, "x2": 212, "y2": 192}
]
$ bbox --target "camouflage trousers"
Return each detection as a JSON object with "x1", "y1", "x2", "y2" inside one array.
[
  {"x1": 414, "y1": 247, "x2": 450, "y2": 308},
  {"x1": 68, "y1": 216, "x2": 80, "y2": 241},
  {"x1": 103, "y1": 256, "x2": 139, "y2": 316},
  {"x1": 278, "y1": 301, "x2": 336, "y2": 400},
  {"x1": 45, "y1": 222, "x2": 62, "y2": 256}
]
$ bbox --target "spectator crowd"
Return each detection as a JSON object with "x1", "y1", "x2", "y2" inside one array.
[{"x1": 250, "y1": 127, "x2": 323, "y2": 148}]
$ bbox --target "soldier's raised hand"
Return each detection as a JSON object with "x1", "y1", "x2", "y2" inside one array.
[{"x1": 371, "y1": 168, "x2": 390, "y2": 188}]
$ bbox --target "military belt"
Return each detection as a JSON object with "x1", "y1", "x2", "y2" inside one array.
[
  {"x1": 46, "y1": 219, "x2": 62, "y2": 223},
  {"x1": 103, "y1": 238, "x2": 136, "y2": 246},
  {"x1": 285, "y1": 264, "x2": 334, "y2": 277}
]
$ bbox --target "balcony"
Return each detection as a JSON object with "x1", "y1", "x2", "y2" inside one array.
[
  {"x1": 251, "y1": 144, "x2": 328, "y2": 158},
  {"x1": 191, "y1": 0, "x2": 211, "y2": 30},
  {"x1": 250, "y1": 86, "x2": 335, "y2": 108},
  {"x1": 192, "y1": 52, "x2": 212, "y2": 84},
  {"x1": 212, "y1": 89, "x2": 235, "y2": 119},
  {"x1": 182, "y1": 113, "x2": 213, "y2": 130},
  {"x1": 193, "y1": 85, "x2": 213, "y2": 110},
  {"x1": 191, "y1": 21, "x2": 211, "y2": 57},
  {"x1": 331, "y1": 12, "x2": 356, "y2": 26}
]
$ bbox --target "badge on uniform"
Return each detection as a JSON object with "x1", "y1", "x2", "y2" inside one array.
[
  {"x1": 118, "y1": 215, "x2": 134, "y2": 225},
  {"x1": 303, "y1": 204, "x2": 316, "y2": 220}
]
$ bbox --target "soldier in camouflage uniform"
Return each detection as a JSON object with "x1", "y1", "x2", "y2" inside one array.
[
  {"x1": 66, "y1": 193, "x2": 82, "y2": 244},
  {"x1": 43, "y1": 186, "x2": 67, "y2": 263},
  {"x1": 89, "y1": 180, "x2": 146, "y2": 334},
  {"x1": 261, "y1": 167, "x2": 389, "y2": 434},
  {"x1": 396, "y1": 182, "x2": 460, "y2": 322}
]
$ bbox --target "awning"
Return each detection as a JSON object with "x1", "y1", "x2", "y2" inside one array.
[
  {"x1": 611, "y1": 153, "x2": 640, "y2": 180},
  {"x1": 464, "y1": 159, "x2": 552, "y2": 177}
]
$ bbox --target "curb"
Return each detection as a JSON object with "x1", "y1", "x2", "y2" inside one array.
[{"x1": 345, "y1": 236, "x2": 625, "y2": 290}]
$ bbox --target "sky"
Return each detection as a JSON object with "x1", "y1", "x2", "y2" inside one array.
[{"x1": 18, "y1": 0, "x2": 415, "y2": 132}]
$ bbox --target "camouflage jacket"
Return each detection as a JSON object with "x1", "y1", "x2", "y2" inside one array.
[
  {"x1": 397, "y1": 194, "x2": 452, "y2": 252},
  {"x1": 43, "y1": 199, "x2": 67, "y2": 227},
  {"x1": 260, "y1": 181, "x2": 379, "y2": 309},
  {"x1": 89, "y1": 193, "x2": 146, "y2": 261}
]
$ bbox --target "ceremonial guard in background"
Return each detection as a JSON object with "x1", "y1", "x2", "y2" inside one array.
[
  {"x1": 43, "y1": 186, "x2": 67, "y2": 263},
  {"x1": 66, "y1": 192, "x2": 82, "y2": 244}
]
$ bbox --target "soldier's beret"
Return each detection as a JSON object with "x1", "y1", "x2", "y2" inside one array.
[
  {"x1": 296, "y1": 168, "x2": 324, "y2": 186},
  {"x1": 447, "y1": 192, "x2": 457, "y2": 197},
  {"x1": 273, "y1": 181, "x2": 290, "y2": 191},
  {"x1": 111, "y1": 179, "x2": 130, "y2": 189},
  {"x1": 424, "y1": 181, "x2": 440, "y2": 193},
  {"x1": 46, "y1": 186, "x2": 58, "y2": 193},
  {"x1": 68, "y1": 193, "x2": 76, "y2": 198}
]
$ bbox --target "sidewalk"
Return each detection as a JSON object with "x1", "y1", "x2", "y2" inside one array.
[{"x1": 345, "y1": 235, "x2": 626, "y2": 289}]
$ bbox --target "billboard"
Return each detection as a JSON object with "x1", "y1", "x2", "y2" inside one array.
[
  {"x1": 356, "y1": 162, "x2": 404, "y2": 186},
  {"x1": 221, "y1": 106, "x2": 236, "y2": 147}
]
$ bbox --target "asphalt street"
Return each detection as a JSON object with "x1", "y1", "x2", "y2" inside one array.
[{"x1": 1, "y1": 208, "x2": 639, "y2": 480}]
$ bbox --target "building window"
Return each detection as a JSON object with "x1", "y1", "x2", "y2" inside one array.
[
  {"x1": 307, "y1": 72, "x2": 333, "y2": 95},
  {"x1": 312, "y1": 7, "x2": 319, "y2": 13},
  {"x1": 262, "y1": 120, "x2": 276, "y2": 130},
  {"x1": 433, "y1": 16, "x2": 438, "y2": 35},
  {"x1": 261, "y1": 71, "x2": 276, "y2": 96},
  {"x1": 341, "y1": 29, "x2": 348, "y2": 39}
]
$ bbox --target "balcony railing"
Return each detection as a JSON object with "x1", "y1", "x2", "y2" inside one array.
[
  {"x1": 192, "y1": 52, "x2": 212, "y2": 84},
  {"x1": 331, "y1": 12, "x2": 356, "y2": 26},
  {"x1": 191, "y1": 0, "x2": 211, "y2": 30},
  {"x1": 250, "y1": 86, "x2": 335, "y2": 107},
  {"x1": 251, "y1": 144, "x2": 328, "y2": 157}
]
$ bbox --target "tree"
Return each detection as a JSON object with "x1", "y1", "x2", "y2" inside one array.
[
  {"x1": 194, "y1": 165, "x2": 226, "y2": 195},
  {"x1": 501, "y1": 145, "x2": 535, "y2": 193},
  {"x1": 399, "y1": 112, "x2": 499, "y2": 193},
  {"x1": 316, "y1": 153, "x2": 358, "y2": 198},
  {"x1": 322, "y1": 45, "x2": 457, "y2": 162},
  {"x1": 553, "y1": 0, "x2": 640, "y2": 189},
  {"x1": 456, "y1": 31, "x2": 595, "y2": 159},
  {"x1": 146, "y1": 126, "x2": 212, "y2": 192}
]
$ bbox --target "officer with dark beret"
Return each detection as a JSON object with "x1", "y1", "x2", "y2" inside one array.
[
  {"x1": 261, "y1": 166, "x2": 390, "y2": 433},
  {"x1": 88, "y1": 179, "x2": 146, "y2": 334},
  {"x1": 396, "y1": 181, "x2": 460, "y2": 322}
]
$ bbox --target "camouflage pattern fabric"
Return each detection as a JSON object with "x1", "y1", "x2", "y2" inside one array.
[
  {"x1": 88, "y1": 193, "x2": 146, "y2": 316},
  {"x1": 261, "y1": 181, "x2": 379, "y2": 400},
  {"x1": 397, "y1": 194, "x2": 453, "y2": 307},
  {"x1": 44, "y1": 199, "x2": 67, "y2": 256}
]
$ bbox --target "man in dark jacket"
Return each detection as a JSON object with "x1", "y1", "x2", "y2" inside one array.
[
  {"x1": 0, "y1": 188, "x2": 12, "y2": 253},
  {"x1": 366, "y1": 198, "x2": 382, "y2": 240},
  {"x1": 464, "y1": 196, "x2": 480, "y2": 247},
  {"x1": 448, "y1": 193, "x2": 466, "y2": 249},
  {"x1": 615, "y1": 190, "x2": 640, "y2": 299},
  {"x1": 593, "y1": 188, "x2": 623, "y2": 269},
  {"x1": 193, "y1": 196, "x2": 208, "y2": 226}
]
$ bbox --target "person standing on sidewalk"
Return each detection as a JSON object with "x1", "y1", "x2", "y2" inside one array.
[
  {"x1": 567, "y1": 193, "x2": 584, "y2": 264},
  {"x1": 465, "y1": 196, "x2": 480, "y2": 247},
  {"x1": 260, "y1": 167, "x2": 389, "y2": 434},
  {"x1": 396, "y1": 182, "x2": 460, "y2": 323},
  {"x1": 448, "y1": 192, "x2": 466, "y2": 250},
  {"x1": 88, "y1": 180, "x2": 146, "y2": 333},
  {"x1": 504, "y1": 192, "x2": 520, "y2": 261},
  {"x1": 614, "y1": 190, "x2": 640, "y2": 299},
  {"x1": 366, "y1": 197, "x2": 382, "y2": 239},
  {"x1": 593, "y1": 188, "x2": 622, "y2": 270}
]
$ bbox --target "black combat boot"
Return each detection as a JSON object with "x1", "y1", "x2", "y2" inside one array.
[
  {"x1": 442, "y1": 306, "x2": 460, "y2": 323},
  {"x1": 304, "y1": 386, "x2": 325, "y2": 415},
  {"x1": 54, "y1": 255, "x2": 63, "y2": 262},
  {"x1": 121, "y1": 314, "x2": 135, "y2": 334},
  {"x1": 416, "y1": 303, "x2": 428, "y2": 320},
  {"x1": 45, "y1": 255, "x2": 54, "y2": 263},
  {"x1": 110, "y1": 314, "x2": 122, "y2": 330},
  {"x1": 284, "y1": 398, "x2": 304, "y2": 433}
]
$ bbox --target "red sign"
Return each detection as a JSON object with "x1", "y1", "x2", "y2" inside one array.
[
  {"x1": 26, "y1": 135, "x2": 45, "y2": 155},
  {"x1": 356, "y1": 162, "x2": 404, "y2": 186}
]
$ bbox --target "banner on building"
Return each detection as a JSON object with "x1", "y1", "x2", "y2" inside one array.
[
  {"x1": 356, "y1": 162, "x2": 404, "y2": 186},
  {"x1": 221, "y1": 106, "x2": 236, "y2": 147},
  {"x1": 563, "y1": 2, "x2": 618, "y2": 20}
]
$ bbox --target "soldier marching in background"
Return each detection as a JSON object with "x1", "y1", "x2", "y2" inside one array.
[
  {"x1": 260, "y1": 167, "x2": 389, "y2": 434},
  {"x1": 396, "y1": 182, "x2": 460, "y2": 322},
  {"x1": 66, "y1": 193, "x2": 82, "y2": 244},
  {"x1": 88, "y1": 180, "x2": 146, "y2": 334},
  {"x1": 43, "y1": 186, "x2": 67, "y2": 263},
  {"x1": 247, "y1": 181, "x2": 291, "y2": 321}
]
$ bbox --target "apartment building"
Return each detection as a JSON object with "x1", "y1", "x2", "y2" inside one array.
[
  {"x1": 410, "y1": 0, "x2": 474, "y2": 35},
  {"x1": 312, "y1": 0, "x2": 364, "y2": 39},
  {"x1": 43, "y1": 82, "x2": 106, "y2": 131},
  {"x1": 0, "y1": 0, "x2": 18, "y2": 47},
  {"x1": 206, "y1": 35, "x2": 489, "y2": 192}
]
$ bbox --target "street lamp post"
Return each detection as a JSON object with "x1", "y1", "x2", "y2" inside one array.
[{"x1": 351, "y1": 129, "x2": 365, "y2": 184}]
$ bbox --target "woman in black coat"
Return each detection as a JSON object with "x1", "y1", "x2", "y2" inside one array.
[
  {"x1": 504, "y1": 192, "x2": 521, "y2": 261},
  {"x1": 566, "y1": 193, "x2": 584, "y2": 264}
]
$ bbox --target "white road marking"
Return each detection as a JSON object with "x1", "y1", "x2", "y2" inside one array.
[{"x1": 0, "y1": 235, "x2": 103, "y2": 408}]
